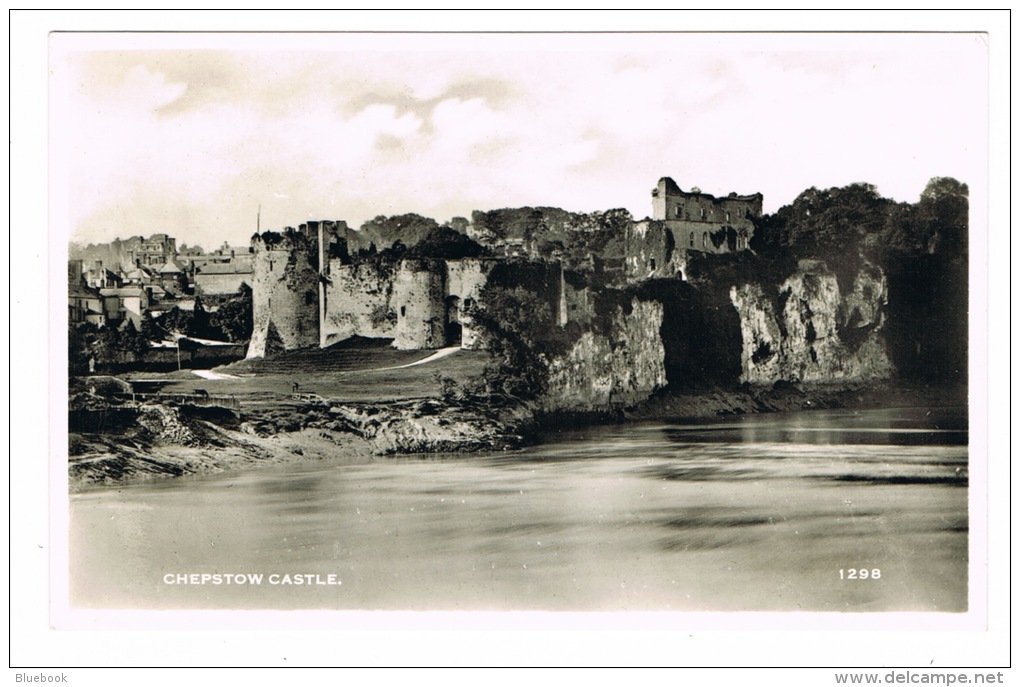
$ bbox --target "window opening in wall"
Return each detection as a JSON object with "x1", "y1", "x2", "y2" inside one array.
[
  {"x1": 676, "y1": 203, "x2": 683, "y2": 217},
  {"x1": 702, "y1": 232, "x2": 708, "y2": 248},
  {"x1": 700, "y1": 208, "x2": 706, "y2": 219},
  {"x1": 649, "y1": 258, "x2": 656, "y2": 271},
  {"x1": 400, "y1": 306, "x2": 406, "y2": 317},
  {"x1": 689, "y1": 232, "x2": 695, "y2": 247},
  {"x1": 726, "y1": 211, "x2": 731, "y2": 222}
]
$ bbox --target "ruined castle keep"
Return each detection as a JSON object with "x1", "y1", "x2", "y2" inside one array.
[{"x1": 625, "y1": 177, "x2": 762, "y2": 281}]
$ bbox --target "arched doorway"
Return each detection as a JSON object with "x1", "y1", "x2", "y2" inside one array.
[{"x1": 445, "y1": 295, "x2": 462, "y2": 346}]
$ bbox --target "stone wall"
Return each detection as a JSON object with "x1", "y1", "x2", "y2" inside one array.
[
  {"x1": 652, "y1": 177, "x2": 762, "y2": 228},
  {"x1": 322, "y1": 259, "x2": 399, "y2": 346},
  {"x1": 247, "y1": 232, "x2": 320, "y2": 359},
  {"x1": 392, "y1": 259, "x2": 448, "y2": 350},
  {"x1": 445, "y1": 259, "x2": 495, "y2": 349},
  {"x1": 666, "y1": 220, "x2": 751, "y2": 254},
  {"x1": 561, "y1": 276, "x2": 595, "y2": 327},
  {"x1": 625, "y1": 220, "x2": 686, "y2": 280}
]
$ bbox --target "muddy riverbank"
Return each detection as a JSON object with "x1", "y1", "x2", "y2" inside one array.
[{"x1": 67, "y1": 380, "x2": 966, "y2": 491}]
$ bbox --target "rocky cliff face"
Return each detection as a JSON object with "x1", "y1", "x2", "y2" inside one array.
[
  {"x1": 544, "y1": 298, "x2": 667, "y2": 412},
  {"x1": 729, "y1": 260, "x2": 892, "y2": 385}
]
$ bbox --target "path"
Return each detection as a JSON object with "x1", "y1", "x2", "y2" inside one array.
[
  {"x1": 372, "y1": 346, "x2": 462, "y2": 371},
  {"x1": 190, "y1": 346, "x2": 462, "y2": 386},
  {"x1": 192, "y1": 369, "x2": 241, "y2": 380}
]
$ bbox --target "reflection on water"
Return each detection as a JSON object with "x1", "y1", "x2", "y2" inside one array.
[{"x1": 70, "y1": 407, "x2": 968, "y2": 611}]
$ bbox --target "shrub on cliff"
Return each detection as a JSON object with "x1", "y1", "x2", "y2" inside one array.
[
  {"x1": 409, "y1": 226, "x2": 490, "y2": 259},
  {"x1": 469, "y1": 286, "x2": 558, "y2": 400},
  {"x1": 357, "y1": 214, "x2": 440, "y2": 251}
]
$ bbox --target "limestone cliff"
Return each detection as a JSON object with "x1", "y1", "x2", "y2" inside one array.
[
  {"x1": 729, "y1": 260, "x2": 892, "y2": 385},
  {"x1": 544, "y1": 298, "x2": 667, "y2": 412}
]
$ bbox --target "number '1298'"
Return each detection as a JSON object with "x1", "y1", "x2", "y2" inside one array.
[{"x1": 840, "y1": 568, "x2": 881, "y2": 580}]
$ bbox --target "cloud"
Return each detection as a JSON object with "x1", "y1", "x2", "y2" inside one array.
[{"x1": 60, "y1": 36, "x2": 986, "y2": 248}]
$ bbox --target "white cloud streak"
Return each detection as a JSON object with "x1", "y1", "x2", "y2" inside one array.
[{"x1": 54, "y1": 33, "x2": 986, "y2": 248}]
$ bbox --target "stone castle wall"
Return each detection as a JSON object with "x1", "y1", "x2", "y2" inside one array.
[
  {"x1": 392, "y1": 259, "x2": 448, "y2": 350},
  {"x1": 247, "y1": 233, "x2": 320, "y2": 358},
  {"x1": 248, "y1": 231, "x2": 508, "y2": 356},
  {"x1": 322, "y1": 259, "x2": 399, "y2": 347},
  {"x1": 652, "y1": 177, "x2": 762, "y2": 229},
  {"x1": 628, "y1": 178, "x2": 761, "y2": 283},
  {"x1": 625, "y1": 220, "x2": 687, "y2": 281},
  {"x1": 445, "y1": 259, "x2": 496, "y2": 349}
]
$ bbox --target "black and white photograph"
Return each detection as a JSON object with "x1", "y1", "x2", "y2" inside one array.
[{"x1": 13, "y1": 11, "x2": 1008, "y2": 674}]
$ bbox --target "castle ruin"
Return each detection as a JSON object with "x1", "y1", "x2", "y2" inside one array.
[
  {"x1": 625, "y1": 177, "x2": 762, "y2": 281},
  {"x1": 246, "y1": 221, "x2": 566, "y2": 358},
  {"x1": 246, "y1": 178, "x2": 762, "y2": 358}
]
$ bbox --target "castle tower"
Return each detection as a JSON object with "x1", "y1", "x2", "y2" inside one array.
[
  {"x1": 392, "y1": 259, "x2": 447, "y2": 350},
  {"x1": 246, "y1": 230, "x2": 320, "y2": 359}
]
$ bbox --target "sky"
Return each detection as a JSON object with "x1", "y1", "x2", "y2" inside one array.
[{"x1": 52, "y1": 32, "x2": 988, "y2": 249}]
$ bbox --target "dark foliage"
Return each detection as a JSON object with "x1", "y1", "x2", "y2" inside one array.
[
  {"x1": 208, "y1": 283, "x2": 254, "y2": 343},
  {"x1": 264, "y1": 321, "x2": 286, "y2": 357},
  {"x1": 156, "y1": 286, "x2": 253, "y2": 343},
  {"x1": 471, "y1": 206, "x2": 631, "y2": 268},
  {"x1": 467, "y1": 284, "x2": 569, "y2": 400},
  {"x1": 745, "y1": 177, "x2": 969, "y2": 383},
  {"x1": 883, "y1": 253, "x2": 968, "y2": 382},
  {"x1": 355, "y1": 214, "x2": 440, "y2": 252},
  {"x1": 409, "y1": 226, "x2": 490, "y2": 259},
  {"x1": 68, "y1": 321, "x2": 148, "y2": 374},
  {"x1": 156, "y1": 306, "x2": 195, "y2": 338}
]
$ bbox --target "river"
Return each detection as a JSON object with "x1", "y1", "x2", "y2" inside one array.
[{"x1": 69, "y1": 406, "x2": 968, "y2": 612}]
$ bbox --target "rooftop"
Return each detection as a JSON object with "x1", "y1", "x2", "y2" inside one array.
[{"x1": 196, "y1": 262, "x2": 254, "y2": 275}]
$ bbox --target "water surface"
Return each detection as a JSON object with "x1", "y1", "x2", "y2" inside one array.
[{"x1": 70, "y1": 407, "x2": 968, "y2": 611}]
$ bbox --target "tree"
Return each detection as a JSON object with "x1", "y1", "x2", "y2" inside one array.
[
  {"x1": 117, "y1": 320, "x2": 149, "y2": 355},
  {"x1": 139, "y1": 311, "x2": 159, "y2": 343},
  {"x1": 409, "y1": 226, "x2": 489, "y2": 259},
  {"x1": 357, "y1": 213, "x2": 440, "y2": 251},
  {"x1": 469, "y1": 286, "x2": 557, "y2": 400},
  {"x1": 158, "y1": 306, "x2": 193, "y2": 337},
  {"x1": 773, "y1": 183, "x2": 889, "y2": 252},
  {"x1": 188, "y1": 297, "x2": 213, "y2": 338},
  {"x1": 208, "y1": 283, "x2": 254, "y2": 343},
  {"x1": 918, "y1": 177, "x2": 968, "y2": 255},
  {"x1": 68, "y1": 323, "x2": 102, "y2": 374}
]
